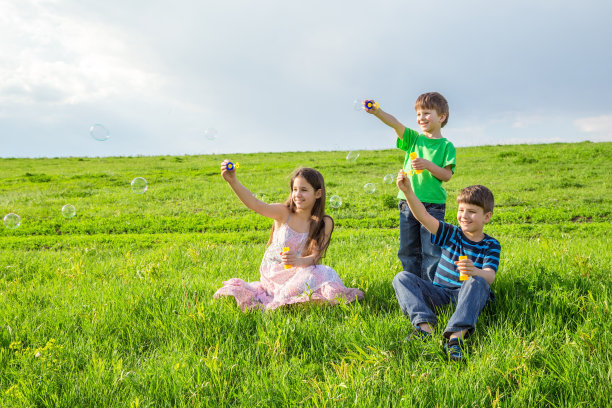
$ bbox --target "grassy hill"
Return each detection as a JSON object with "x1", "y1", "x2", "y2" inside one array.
[{"x1": 0, "y1": 142, "x2": 610, "y2": 407}]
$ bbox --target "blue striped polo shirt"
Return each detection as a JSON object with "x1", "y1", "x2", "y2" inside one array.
[{"x1": 431, "y1": 220, "x2": 501, "y2": 289}]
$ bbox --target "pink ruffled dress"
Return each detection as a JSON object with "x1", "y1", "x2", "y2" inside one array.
[{"x1": 213, "y1": 221, "x2": 364, "y2": 311}]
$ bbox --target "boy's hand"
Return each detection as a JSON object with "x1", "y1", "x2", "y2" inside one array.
[
  {"x1": 411, "y1": 157, "x2": 431, "y2": 172},
  {"x1": 396, "y1": 170, "x2": 412, "y2": 192},
  {"x1": 220, "y1": 160, "x2": 237, "y2": 183},
  {"x1": 455, "y1": 257, "x2": 477, "y2": 277},
  {"x1": 363, "y1": 99, "x2": 379, "y2": 114}
]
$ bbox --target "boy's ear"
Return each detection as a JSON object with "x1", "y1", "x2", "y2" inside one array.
[{"x1": 484, "y1": 211, "x2": 492, "y2": 224}]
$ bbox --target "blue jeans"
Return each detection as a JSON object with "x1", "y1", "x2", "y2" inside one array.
[
  {"x1": 398, "y1": 200, "x2": 445, "y2": 283},
  {"x1": 392, "y1": 271, "x2": 491, "y2": 338}
]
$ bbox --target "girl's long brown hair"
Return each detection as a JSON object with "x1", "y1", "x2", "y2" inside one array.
[{"x1": 267, "y1": 167, "x2": 333, "y2": 264}]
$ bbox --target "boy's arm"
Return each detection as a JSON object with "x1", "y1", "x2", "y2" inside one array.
[
  {"x1": 411, "y1": 160, "x2": 453, "y2": 182},
  {"x1": 413, "y1": 143, "x2": 456, "y2": 182},
  {"x1": 366, "y1": 105, "x2": 406, "y2": 140},
  {"x1": 455, "y1": 259, "x2": 496, "y2": 285},
  {"x1": 429, "y1": 164, "x2": 454, "y2": 182},
  {"x1": 396, "y1": 171, "x2": 440, "y2": 235}
]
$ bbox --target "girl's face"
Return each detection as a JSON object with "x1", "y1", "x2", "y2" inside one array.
[{"x1": 291, "y1": 176, "x2": 322, "y2": 212}]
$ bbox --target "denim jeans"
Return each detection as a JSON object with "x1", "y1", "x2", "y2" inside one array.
[
  {"x1": 398, "y1": 200, "x2": 446, "y2": 283},
  {"x1": 392, "y1": 271, "x2": 491, "y2": 338}
]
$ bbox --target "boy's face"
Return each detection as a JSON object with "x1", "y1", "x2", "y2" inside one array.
[
  {"x1": 456, "y1": 202, "x2": 491, "y2": 236},
  {"x1": 415, "y1": 108, "x2": 446, "y2": 133}
]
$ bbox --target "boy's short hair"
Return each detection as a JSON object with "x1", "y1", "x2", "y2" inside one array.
[
  {"x1": 415, "y1": 92, "x2": 449, "y2": 128},
  {"x1": 457, "y1": 185, "x2": 495, "y2": 214}
]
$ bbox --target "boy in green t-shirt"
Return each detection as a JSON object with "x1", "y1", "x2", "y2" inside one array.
[{"x1": 366, "y1": 92, "x2": 456, "y2": 282}]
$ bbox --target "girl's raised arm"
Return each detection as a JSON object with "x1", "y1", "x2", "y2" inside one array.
[{"x1": 221, "y1": 160, "x2": 288, "y2": 221}]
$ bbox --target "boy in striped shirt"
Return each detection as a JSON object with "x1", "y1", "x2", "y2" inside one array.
[{"x1": 393, "y1": 173, "x2": 501, "y2": 361}]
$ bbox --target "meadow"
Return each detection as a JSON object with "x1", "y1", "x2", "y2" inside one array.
[{"x1": 0, "y1": 142, "x2": 610, "y2": 407}]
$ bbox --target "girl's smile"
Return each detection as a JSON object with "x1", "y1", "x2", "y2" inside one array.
[{"x1": 292, "y1": 176, "x2": 321, "y2": 211}]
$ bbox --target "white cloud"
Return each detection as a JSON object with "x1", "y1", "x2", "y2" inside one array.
[
  {"x1": 1, "y1": 0, "x2": 611, "y2": 157},
  {"x1": 574, "y1": 115, "x2": 612, "y2": 138},
  {"x1": 511, "y1": 115, "x2": 547, "y2": 129},
  {"x1": 0, "y1": 0, "x2": 163, "y2": 106}
]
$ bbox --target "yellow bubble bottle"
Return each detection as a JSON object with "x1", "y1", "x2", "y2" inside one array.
[
  {"x1": 458, "y1": 255, "x2": 468, "y2": 281},
  {"x1": 409, "y1": 152, "x2": 423, "y2": 175},
  {"x1": 282, "y1": 247, "x2": 292, "y2": 269}
]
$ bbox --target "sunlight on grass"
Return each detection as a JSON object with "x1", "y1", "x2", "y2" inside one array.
[{"x1": 0, "y1": 142, "x2": 610, "y2": 406}]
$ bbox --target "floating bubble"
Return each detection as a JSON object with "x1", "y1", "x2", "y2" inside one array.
[
  {"x1": 61, "y1": 204, "x2": 76, "y2": 219},
  {"x1": 352, "y1": 99, "x2": 363, "y2": 111},
  {"x1": 346, "y1": 151, "x2": 360, "y2": 162},
  {"x1": 3, "y1": 213, "x2": 20, "y2": 229},
  {"x1": 329, "y1": 195, "x2": 342, "y2": 208},
  {"x1": 131, "y1": 177, "x2": 148, "y2": 194},
  {"x1": 383, "y1": 174, "x2": 395, "y2": 184},
  {"x1": 364, "y1": 183, "x2": 376, "y2": 194},
  {"x1": 90, "y1": 124, "x2": 110, "y2": 141},
  {"x1": 204, "y1": 128, "x2": 218, "y2": 141}
]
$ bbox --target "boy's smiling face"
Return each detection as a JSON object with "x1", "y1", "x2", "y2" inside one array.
[
  {"x1": 416, "y1": 108, "x2": 446, "y2": 134},
  {"x1": 456, "y1": 202, "x2": 491, "y2": 239}
]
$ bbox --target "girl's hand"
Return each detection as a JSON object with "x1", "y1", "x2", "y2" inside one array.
[
  {"x1": 280, "y1": 249, "x2": 298, "y2": 266},
  {"x1": 411, "y1": 157, "x2": 431, "y2": 172},
  {"x1": 220, "y1": 160, "x2": 237, "y2": 183},
  {"x1": 396, "y1": 170, "x2": 411, "y2": 191},
  {"x1": 455, "y1": 258, "x2": 477, "y2": 277}
]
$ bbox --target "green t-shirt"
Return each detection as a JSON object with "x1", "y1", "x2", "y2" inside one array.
[{"x1": 396, "y1": 127, "x2": 456, "y2": 204}]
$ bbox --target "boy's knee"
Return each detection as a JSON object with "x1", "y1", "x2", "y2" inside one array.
[
  {"x1": 393, "y1": 271, "x2": 420, "y2": 289},
  {"x1": 466, "y1": 275, "x2": 490, "y2": 291}
]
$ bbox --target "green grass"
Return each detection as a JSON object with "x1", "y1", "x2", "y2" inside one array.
[{"x1": 0, "y1": 142, "x2": 611, "y2": 407}]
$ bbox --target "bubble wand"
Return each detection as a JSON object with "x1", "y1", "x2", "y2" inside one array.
[
  {"x1": 363, "y1": 99, "x2": 379, "y2": 111},
  {"x1": 226, "y1": 161, "x2": 240, "y2": 171}
]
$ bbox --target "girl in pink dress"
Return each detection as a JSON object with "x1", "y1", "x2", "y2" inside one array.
[{"x1": 213, "y1": 162, "x2": 364, "y2": 311}]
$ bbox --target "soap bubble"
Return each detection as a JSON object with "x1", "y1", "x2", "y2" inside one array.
[
  {"x1": 61, "y1": 204, "x2": 76, "y2": 219},
  {"x1": 364, "y1": 183, "x2": 376, "y2": 194},
  {"x1": 352, "y1": 99, "x2": 363, "y2": 111},
  {"x1": 346, "y1": 151, "x2": 359, "y2": 162},
  {"x1": 383, "y1": 174, "x2": 395, "y2": 184},
  {"x1": 204, "y1": 128, "x2": 218, "y2": 141},
  {"x1": 3, "y1": 213, "x2": 20, "y2": 229},
  {"x1": 90, "y1": 124, "x2": 110, "y2": 141},
  {"x1": 329, "y1": 195, "x2": 342, "y2": 208},
  {"x1": 131, "y1": 177, "x2": 148, "y2": 194}
]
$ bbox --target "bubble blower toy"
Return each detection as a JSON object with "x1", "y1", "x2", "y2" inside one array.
[
  {"x1": 282, "y1": 247, "x2": 292, "y2": 269},
  {"x1": 458, "y1": 255, "x2": 469, "y2": 281},
  {"x1": 226, "y1": 161, "x2": 240, "y2": 171},
  {"x1": 409, "y1": 152, "x2": 423, "y2": 176},
  {"x1": 363, "y1": 100, "x2": 379, "y2": 111}
]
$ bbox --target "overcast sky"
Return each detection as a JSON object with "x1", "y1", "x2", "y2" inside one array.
[{"x1": 1, "y1": 0, "x2": 611, "y2": 158}]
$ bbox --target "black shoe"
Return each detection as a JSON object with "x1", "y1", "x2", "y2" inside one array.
[
  {"x1": 407, "y1": 327, "x2": 432, "y2": 342},
  {"x1": 443, "y1": 338, "x2": 465, "y2": 362}
]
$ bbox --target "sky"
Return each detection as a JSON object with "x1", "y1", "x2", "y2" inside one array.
[{"x1": 1, "y1": 0, "x2": 612, "y2": 158}]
